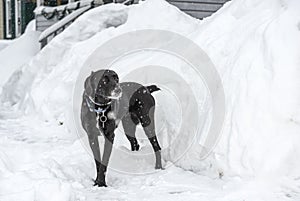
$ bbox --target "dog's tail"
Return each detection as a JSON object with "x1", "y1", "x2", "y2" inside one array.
[{"x1": 146, "y1": 85, "x2": 161, "y2": 93}]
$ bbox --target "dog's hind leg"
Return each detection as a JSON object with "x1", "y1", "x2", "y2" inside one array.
[
  {"x1": 141, "y1": 107, "x2": 163, "y2": 169},
  {"x1": 122, "y1": 113, "x2": 140, "y2": 151}
]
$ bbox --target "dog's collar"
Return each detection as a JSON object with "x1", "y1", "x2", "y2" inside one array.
[
  {"x1": 84, "y1": 92, "x2": 112, "y2": 106},
  {"x1": 85, "y1": 96, "x2": 111, "y2": 113},
  {"x1": 95, "y1": 105, "x2": 110, "y2": 114},
  {"x1": 84, "y1": 92, "x2": 112, "y2": 114},
  {"x1": 95, "y1": 91, "x2": 122, "y2": 101}
]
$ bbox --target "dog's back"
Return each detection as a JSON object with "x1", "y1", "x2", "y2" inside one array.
[{"x1": 112, "y1": 82, "x2": 159, "y2": 123}]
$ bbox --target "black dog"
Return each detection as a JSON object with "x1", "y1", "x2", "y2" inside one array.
[{"x1": 81, "y1": 69, "x2": 162, "y2": 187}]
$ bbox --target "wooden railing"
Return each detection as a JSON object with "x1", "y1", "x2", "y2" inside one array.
[
  {"x1": 39, "y1": 2, "x2": 94, "y2": 48},
  {"x1": 38, "y1": 1, "x2": 98, "y2": 48},
  {"x1": 35, "y1": 1, "x2": 94, "y2": 32}
]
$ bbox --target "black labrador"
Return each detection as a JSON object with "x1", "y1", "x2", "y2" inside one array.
[{"x1": 81, "y1": 69, "x2": 162, "y2": 187}]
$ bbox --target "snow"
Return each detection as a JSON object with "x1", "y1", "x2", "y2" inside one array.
[
  {"x1": 0, "y1": 40, "x2": 13, "y2": 52},
  {"x1": 0, "y1": 21, "x2": 40, "y2": 90},
  {"x1": 1, "y1": 0, "x2": 300, "y2": 200}
]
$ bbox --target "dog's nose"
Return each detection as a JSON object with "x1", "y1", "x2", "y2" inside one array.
[
  {"x1": 111, "y1": 85, "x2": 122, "y2": 98},
  {"x1": 114, "y1": 87, "x2": 122, "y2": 94}
]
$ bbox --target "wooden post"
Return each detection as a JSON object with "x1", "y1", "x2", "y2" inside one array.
[
  {"x1": 0, "y1": 0, "x2": 4, "y2": 39},
  {"x1": 40, "y1": 38, "x2": 47, "y2": 49},
  {"x1": 11, "y1": 0, "x2": 16, "y2": 38}
]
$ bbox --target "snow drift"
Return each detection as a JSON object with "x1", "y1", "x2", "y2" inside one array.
[
  {"x1": 1, "y1": 0, "x2": 300, "y2": 192},
  {"x1": 0, "y1": 21, "x2": 40, "y2": 89}
]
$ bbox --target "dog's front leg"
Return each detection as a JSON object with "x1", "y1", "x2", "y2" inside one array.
[
  {"x1": 86, "y1": 132, "x2": 103, "y2": 185},
  {"x1": 95, "y1": 132, "x2": 115, "y2": 187}
]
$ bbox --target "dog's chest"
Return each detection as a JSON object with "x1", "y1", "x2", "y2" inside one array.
[{"x1": 111, "y1": 95, "x2": 130, "y2": 123}]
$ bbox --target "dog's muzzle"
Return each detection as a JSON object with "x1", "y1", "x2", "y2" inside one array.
[{"x1": 109, "y1": 85, "x2": 122, "y2": 99}]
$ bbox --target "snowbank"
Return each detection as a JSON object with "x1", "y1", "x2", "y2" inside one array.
[
  {"x1": 0, "y1": 40, "x2": 13, "y2": 52},
  {"x1": 0, "y1": 21, "x2": 40, "y2": 89},
  {"x1": 194, "y1": 0, "x2": 300, "y2": 179},
  {"x1": 1, "y1": 0, "x2": 300, "y2": 188}
]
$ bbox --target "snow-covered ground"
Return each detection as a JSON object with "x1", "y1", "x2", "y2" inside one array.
[
  {"x1": 1, "y1": 114, "x2": 297, "y2": 201},
  {"x1": 1, "y1": 0, "x2": 300, "y2": 200}
]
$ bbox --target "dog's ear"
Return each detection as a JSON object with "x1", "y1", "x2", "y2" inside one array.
[{"x1": 84, "y1": 76, "x2": 93, "y2": 96}]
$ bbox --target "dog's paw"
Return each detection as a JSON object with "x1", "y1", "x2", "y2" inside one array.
[
  {"x1": 131, "y1": 143, "x2": 140, "y2": 151},
  {"x1": 94, "y1": 180, "x2": 107, "y2": 187},
  {"x1": 155, "y1": 164, "x2": 164, "y2": 170}
]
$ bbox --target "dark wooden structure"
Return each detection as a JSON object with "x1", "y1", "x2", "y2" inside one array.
[
  {"x1": 35, "y1": 1, "x2": 93, "y2": 32},
  {"x1": 1, "y1": 0, "x2": 36, "y2": 39},
  {"x1": 38, "y1": 2, "x2": 94, "y2": 48},
  {"x1": 167, "y1": 0, "x2": 229, "y2": 19}
]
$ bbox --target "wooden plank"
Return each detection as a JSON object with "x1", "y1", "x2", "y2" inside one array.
[
  {"x1": 37, "y1": 24, "x2": 53, "y2": 29},
  {"x1": 167, "y1": 0, "x2": 228, "y2": 4},
  {"x1": 184, "y1": 10, "x2": 215, "y2": 19},
  {"x1": 37, "y1": 20, "x2": 57, "y2": 26},
  {"x1": 36, "y1": 15, "x2": 58, "y2": 31},
  {"x1": 36, "y1": 15, "x2": 59, "y2": 22},
  {"x1": 37, "y1": 24, "x2": 56, "y2": 31},
  {"x1": 37, "y1": 27, "x2": 49, "y2": 32},
  {"x1": 0, "y1": 0, "x2": 3, "y2": 39},
  {"x1": 37, "y1": 23, "x2": 57, "y2": 32},
  {"x1": 168, "y1": 2, "x2": 223, "y2": 12}
]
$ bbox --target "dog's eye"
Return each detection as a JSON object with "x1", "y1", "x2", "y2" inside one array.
[{"x1": 113, "y1": 75, "x2": 119, "y2": 82}]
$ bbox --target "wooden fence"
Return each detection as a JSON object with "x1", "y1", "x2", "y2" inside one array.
[
  {"x1": 166, "y1": 0, "x2": 229, "y2": 19},
  {"x1": 35, "y1": 1, "x2": 93, "y2": 32}
]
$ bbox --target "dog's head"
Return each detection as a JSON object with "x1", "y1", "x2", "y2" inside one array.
[{"x1": 84, "y1": 69, "x2": 122, "y2": 100}]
